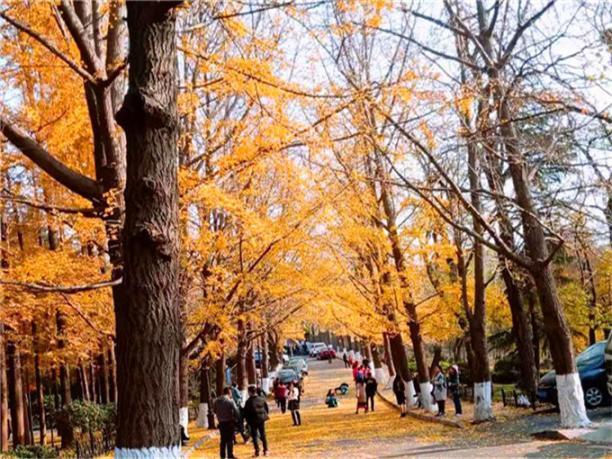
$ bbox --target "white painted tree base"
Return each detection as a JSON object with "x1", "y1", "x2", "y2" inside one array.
[
  {"x1": 196, "y1": 402, "x2": 208, "y2": 428},
  {"x1": 419, "y1": 382, "x2": 436, "y2": 413},
  {"x1": 374, "y1": 367, "x2": 385, "y2": 382},
  {"x1": 557, "y1": 373, "x2": 591, "y2": 428},
  {"x1": 179, "y1": 406, "x2": 189, "y2": 436},
  {"x1": 474, "y1": 381, "x2": 493, "y2": 421},
  {"x1": 240, "y1": 389, "x2": 248, "y2": 406},
  {"x1": 262, "y1": 377, "x2": 271, "y2": 393},
  {"x1": 406, "y1": 379, "x2": 418, "y2": 407},
  {"x1": 115, "y1": 446, "x2": 181, "y2": 458}
]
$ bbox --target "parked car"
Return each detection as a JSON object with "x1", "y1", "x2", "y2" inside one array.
[
  {"x1": 287, "y1": 357, "x2": 308, "y2": 375},
  {"x1": 318, "y1": 349, "x2": 336, "y2": 360},
  {"x1": 537, "y1": 340, "x2": 610, "y2": 409},
  {"x1": 277, "y1": 368, "x2": 301, "y2": 385},
  {"x1": 309, "y1": 342, "x2": 328, "y2": 357}
]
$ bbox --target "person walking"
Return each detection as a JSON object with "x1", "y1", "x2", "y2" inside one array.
[
  {"x1": 355, "y1": 379, "x2": 368, "y2": 414},
  {"x1": 288, "y1": 382, "x2": 302, "y2": 426},
  {"x1": 448, "y1": 365, "x2": 462, "y2": 416},
  {"x1": 365, "y1": 375, "x2": 378, "y2": 412},
  {"x1": 342, "y1": 352, "x2": 349, "y2": 368},
  {"x1": 432, "y1": 365, "x2": 447, "y2": 416},
  {"x1": 214, "y1": 387, "x2": 241, "y2": 459},
  {"x1": 243, "y1": 386, "x2": 270, "y2": 457},
  {"x1": 393, "y1": 375, "x2": 407, "y2": 418},
  {"x1": 275, "y1": 381, "x2": 288, "y2": 413}
]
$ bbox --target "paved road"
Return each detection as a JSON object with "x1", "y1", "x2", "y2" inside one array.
[{"x1": 192, "y1": 358, "x2": 611, "y2": 458}]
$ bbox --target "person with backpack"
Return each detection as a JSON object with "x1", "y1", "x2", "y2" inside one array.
[
  {"x1": 393, "y1": 375, "x2": 407, "y2": 418},
  {"x1": 365, "y1": 375, "x2": 378, "y2": 412},
  {"x1": 432, "y1": 365, "x2": 447, "y2": 416},
  {"x1": 325, "y1": 389, "x2": 338, "y2": 408},
  {"x1": 213, "y1": 387, "x2": 241, "y2": 459},
  {"x1": 243, "y1": 385, "x2": 270, "y2": 457},
  {"x1": 447, "y1": 365, "x2": 462, "y2": 416},
  {"x1": 275, "y1": 381, "x2": 288, "y2": 413}
]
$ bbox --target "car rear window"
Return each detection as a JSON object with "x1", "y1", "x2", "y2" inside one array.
[{"x1": 576, "y1": 342, "x2": 605, "y2": 367}]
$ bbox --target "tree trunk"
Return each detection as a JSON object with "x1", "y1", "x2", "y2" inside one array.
[
  {"x1": 7, "y1": 342, "x2": 26, "y2": 446},
  {"x1": 89, "y1": 359, "x2": 97, "y2": 405},
  {"x1": 527, "y1": 288, "x2": 541, "y2": 374},
  {"x1": 114, "y1": 3, "x2": 182, "y2": 454},
  {"x1": 178, "y1": 350, "x2": 189, "y2": 437},
  {"x1": 108, "y1": 343, "x2": 118, "y2": 403},
  {"x1": 246, "y1": 343, "x2": 256, "y2": 386},
  {"x1": 196, "y1": 367, "x2": 212, "y2": 429},
  {"x1": 215, "y1": 355, "x2": 225, "y2": 397},
  {"x1": 56, "y1": 311, "x2": 74, "y2": 449},
  {"x1": 500, "y1": 99, "x2": 587, "y2": 427},
  {"x1": 32, "y1": 323, "x2": 46, "y2": 445},
  {"x1": 429, "y1": 345, "x2": 442, "y2": 376},
  {"x1": 383, "y1": 332, "x2": 395, "y2": 378},
  {"x1": 0, "y1": 327, "x2": 8, "y2": 452},
  {"x1": 99, "y1": 349, "x2": 110, "y2": 404},
  {"x1": 79, "y1": 363, "x2": 91, "y2": 402}
]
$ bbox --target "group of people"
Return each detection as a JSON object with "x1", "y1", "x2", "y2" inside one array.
[
  {"x1": 272, "y1": 378, "x2": 303, "y2": 426},
  {"x1": 351, "y1": 360, "x2": 378, "y2": 413},
  {"x1": 392, "y1": 364, "x2": 463, "y2": 417},
  {"x1": 214, "y1": 385, "x2": 270, "y2": 459}
]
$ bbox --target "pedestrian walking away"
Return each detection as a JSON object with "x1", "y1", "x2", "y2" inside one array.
[
  {"x1": 448, "y1": 364, "x2": 462, "y2": 416},
  {"x1": 432, "y1": 365, "x2": 447, "y2": 416},
  {"x1": 365, "y1": 375, "x2": 378, "y2": 412},
  {"x1": 393, "y1": 375, "x2": 407, "y2": 417},
  {"x1": 243, "y1": 385, "x2": 270, "y2": 457},
  {"x1": 288, "y1": 381, "x2": 302, "y2": 426},
  {"x1": 214, "y1": 387, "x2": 241, "y2": 459},
  {"x1": 343, "y1": 351, "x2": 349, "y2": 368},
  {"x1": 275, "y1": 381, "x2": 288, "y2": 414}
]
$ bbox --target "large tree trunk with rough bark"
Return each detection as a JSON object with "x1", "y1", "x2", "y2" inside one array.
[
  {"x1": 215, "y1": 355, "x2": 225, "y2": 397},
  {"x1": 500, "y1": 99, "x2": 588, "y2": 427},
  {"x1": 178, "y1": 351, "x2": 189, "y2": 438},
  {"x1": 196, "y1": 367, "x2": 212, "y2": 429},
  {"x1": 114, "y1": 3, "x2": 182, "y2": 455}
]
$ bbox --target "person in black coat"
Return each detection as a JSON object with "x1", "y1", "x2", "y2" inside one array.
[
  {"x1": 393, "y1": 375, "x2": 407, "y2": 418},
  {"x1": 243, "y1": 385, "x2": 270, "y2": 457},
  {"x1": 365, "y1": 376, "x2": 378, "y2": 412}
]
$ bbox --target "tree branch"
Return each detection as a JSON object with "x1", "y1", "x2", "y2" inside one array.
[
  {"x1": 0, "y1": 114, "x2": 102, "y2": 201},
  {"x1": 0, "y1": 278, "x2": 121, "y2": 293}
]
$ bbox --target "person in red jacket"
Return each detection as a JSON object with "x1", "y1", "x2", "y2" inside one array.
[
  {"x1": 275, "y1": 381, "x2": 288, "y2": 414},
  {"x1": 352, "y1": 361, "x2": 359, "y2": 381}
]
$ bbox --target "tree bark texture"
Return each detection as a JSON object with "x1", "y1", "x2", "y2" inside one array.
[
  {"x1": 7, "y1": 342, "x2": 26, "y2": 447},
  {"x1": 0, "y1": 327, "x2": 9, "y2": 452},
  {"x1": 114, "y1": 3, "x2": 182, "y2": 452}
]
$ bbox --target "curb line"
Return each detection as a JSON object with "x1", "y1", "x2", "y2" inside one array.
[
  {"x1": 184, "y1": 430, "x2": 218, "y2": 458},
  {"x1": 377, "y1": 390, "x2": 464, "y2": 429}
]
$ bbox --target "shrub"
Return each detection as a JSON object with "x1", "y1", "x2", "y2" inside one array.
[
  {"x1": 59, "y1": 401, "x2": 116, "y2": 435},
  {"x1": 12, "y1": 445, "x2": 58, "y2": 458},
  {"x1": 492, "y1": 355, "x2": 520, "y2": 384}
]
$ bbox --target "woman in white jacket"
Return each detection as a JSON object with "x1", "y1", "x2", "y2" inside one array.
[{"x1": 288, "y1": 382, "x2": 302, "y2": 426}]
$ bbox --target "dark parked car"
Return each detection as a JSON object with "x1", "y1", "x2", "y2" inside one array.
[{"x1": 537, "y1": 341, "x2": 610, "y2": 409}]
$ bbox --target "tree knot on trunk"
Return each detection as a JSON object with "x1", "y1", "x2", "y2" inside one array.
[
  {"x1": 116, "y1": 90, "x2": 178, "y2": 130},
  {"x1": 133, "y1": 223, "x2": 174, "y2": 260}
]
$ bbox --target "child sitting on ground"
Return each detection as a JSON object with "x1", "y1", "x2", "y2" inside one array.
[{"x1": 325, "y1": 389, "x2": 339, "y2": 408}]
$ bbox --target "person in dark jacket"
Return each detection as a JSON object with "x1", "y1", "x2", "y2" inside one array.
[
  {"x1": 243, "y1": 386, "x2": 270, "y2": 457},
  {"x1": 447, "y1": 365, "x2": 462, "y2": 416},
  {"x1": 214, "y1": 387, "x2": 241, "y2": 459},
  {"x1": 365, "y1": 376, "x2": 378, "y2": 412},
  {"x1": 393, "y1": 375, "x2": 407, "y2": 418}
]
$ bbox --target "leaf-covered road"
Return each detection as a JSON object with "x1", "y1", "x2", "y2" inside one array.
[{"x1": 191, "y1": 359, "x2": 611, "y2": 458}]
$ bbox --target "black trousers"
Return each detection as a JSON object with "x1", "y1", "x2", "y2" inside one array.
[
  {"x1": 367, "y1": 394, "x2": 375, "y2": 411},
  {"x1": 452, "y1": 391, "x2": 462, "y2": 414},
  {"x1": 291, "y1": 409, "x2": 301, "y2": 425},
  {"x1": 437, "y1": 400, "x2": 445, "y2": 415},
  {"x1": 219, "y1": 421, "x2": 235, "y2": 459},
  {"x1": 279, "y1": 398, "x2": 287, "y2": 413},
  {"x1": 249, "y1": 422, "x2": 268, "y2": 455}
]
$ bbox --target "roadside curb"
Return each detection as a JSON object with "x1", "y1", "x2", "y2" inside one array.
[
  {"x1": 184, "y1": 430, "x2": 217, "y2": 458},
  {"x1": 377, "y1": 389, "x2": 464, "y2": 429}
]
